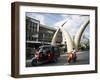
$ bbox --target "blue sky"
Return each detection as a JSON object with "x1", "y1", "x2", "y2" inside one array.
[{"x1": 26, "y1": 12, "x2": 90, "y2": 40}]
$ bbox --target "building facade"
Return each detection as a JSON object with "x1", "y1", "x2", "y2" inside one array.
[
  {"x1": 26, "y1": 16, "x2": 39, "y2": 41},
  {"x1": 26, "y1": 16, "x2": 62, "y2": 48},
  {"x1": 26, "y1": 16, "x2": 62, "y2": 59}
]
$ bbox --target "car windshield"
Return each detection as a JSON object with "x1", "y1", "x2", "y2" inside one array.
[
  {"x1": 43, "y1": 47, "x2": 50, "y2": 50},
  {"x1": 37, "y1": 47, "x2": 43, "y2": 52},
  {"x1": 37, "y1": 46, "x2": 51, "y2": 52}
]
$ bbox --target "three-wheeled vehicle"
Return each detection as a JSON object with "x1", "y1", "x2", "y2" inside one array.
[{"x1": 32, "y1": 45, "x2": 60, "y2": 66}]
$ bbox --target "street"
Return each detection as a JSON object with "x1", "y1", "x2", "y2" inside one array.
[{"x1": 26, "y1": 51, "x2": 89, "y2": 67}]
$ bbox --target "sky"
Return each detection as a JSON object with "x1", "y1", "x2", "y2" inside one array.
[{"x1": 26, "y1": 12, "x2": 90, "y2": 42}]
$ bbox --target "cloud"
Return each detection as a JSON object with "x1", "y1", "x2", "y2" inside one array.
[
  {"x1": 54, "y1": 14, "x2": 70, "y2": 27},
  {"x1": 54, "y1": 19, "x2": 68, "y2": 27},
  {"x1": 26, "y1": 12, "x2": 89, "y2": 40},
  {"x1": 34, "y1": 15, "x2": 45, "y2": 24},
  {"x1": 26, "y1": 12, "x2": 45, "y2": 25},
  {"x1": 54, "y1": 15, "x2": 89, "y2": 38}
]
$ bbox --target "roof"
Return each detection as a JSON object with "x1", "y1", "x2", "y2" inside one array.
[
  {"x1": 40, "y1": 24, "x2": 57, "y2": 31},
  {"x1": 26, "y1": 16, "x2": 57, "y2": 31},
  {"x1": 39, "y1": 45, "x2": 58, "y2": 48},
  {"x1": 26, "y1": 16, "x2": 40, "y2": 23}
]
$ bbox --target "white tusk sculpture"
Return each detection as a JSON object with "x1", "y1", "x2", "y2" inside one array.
[
  {"x1": 74, "y1": 18, "x2": 89, "y2": 50},
  {"x1": 59, "y1": 26, "x2": 74, "y2": 52},
  {"x1": 51, "y1": 18, "x2": 89, "y2": 52},
  {"x1": 51, "y1": 28, "x2": 60, "y2": 45},
  {"x1": 51, "y1": 21, "x2": 68, "y2": 45},
  {"x1": 51, "y1": 21, "x2": 74, "y2": 52}
]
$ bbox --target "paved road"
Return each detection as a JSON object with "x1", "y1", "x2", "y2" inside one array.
[{"x1": 26, "y1": 51, "x2": 89, "y2": 67}]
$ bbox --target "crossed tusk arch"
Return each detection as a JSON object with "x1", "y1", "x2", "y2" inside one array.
[{"x1": 51, "y1": 18, "x2": 89, "y2": 52}]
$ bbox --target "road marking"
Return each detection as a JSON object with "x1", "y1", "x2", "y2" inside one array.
[{"x1": 64, "y1": 63, "x2": 69, "y2": 65}]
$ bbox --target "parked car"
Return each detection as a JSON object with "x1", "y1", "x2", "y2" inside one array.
[{"x1": 32, "y1": 45, "x2": 60, "y2": 66}]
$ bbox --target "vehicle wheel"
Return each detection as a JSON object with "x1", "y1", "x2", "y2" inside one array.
[
  {"x1": 53, "y1": 58, "x2": 58, "y2": 62},
  {"x1": 73, "y1": 56, "x2": 77, "y2": 62},
  {"x1": 67, "y1": 58, "x2": 71, "y2": 63},
  {"x1": 31, "y1": 59, "x2": 37, "y2": 66}
]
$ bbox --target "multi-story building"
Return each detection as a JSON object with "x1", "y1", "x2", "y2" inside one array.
[
  {"x1": 26, "y1": 16, "x2": 62, "y2": 49},
  {"x1": 26, "y1": 16, "x2": 39, "y2": 42},
  {"x1": 26, "y1": 16, "x2": 62, "y2": 58}
]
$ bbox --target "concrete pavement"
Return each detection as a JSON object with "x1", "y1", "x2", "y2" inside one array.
[{"x1": 26, "y1": 51, "x2": 89, "y2": 67}]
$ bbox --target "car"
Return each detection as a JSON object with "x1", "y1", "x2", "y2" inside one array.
[{"x1": 31, "y1": 45, "x2": 60, "y2": 66}]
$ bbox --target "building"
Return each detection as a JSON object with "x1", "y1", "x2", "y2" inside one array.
[
  {"x1": 26, "y1": 16, "x2": 39, "y2": 42},
  {"x1": 38, "y1": 24, "x2": 62, "y2": 43},
  {"x1": 26, "y1": 16, "x2": 62, "y2": 49},
  {"x1": 26, "y1": 16, "x2": 62, "y2": 59}
]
